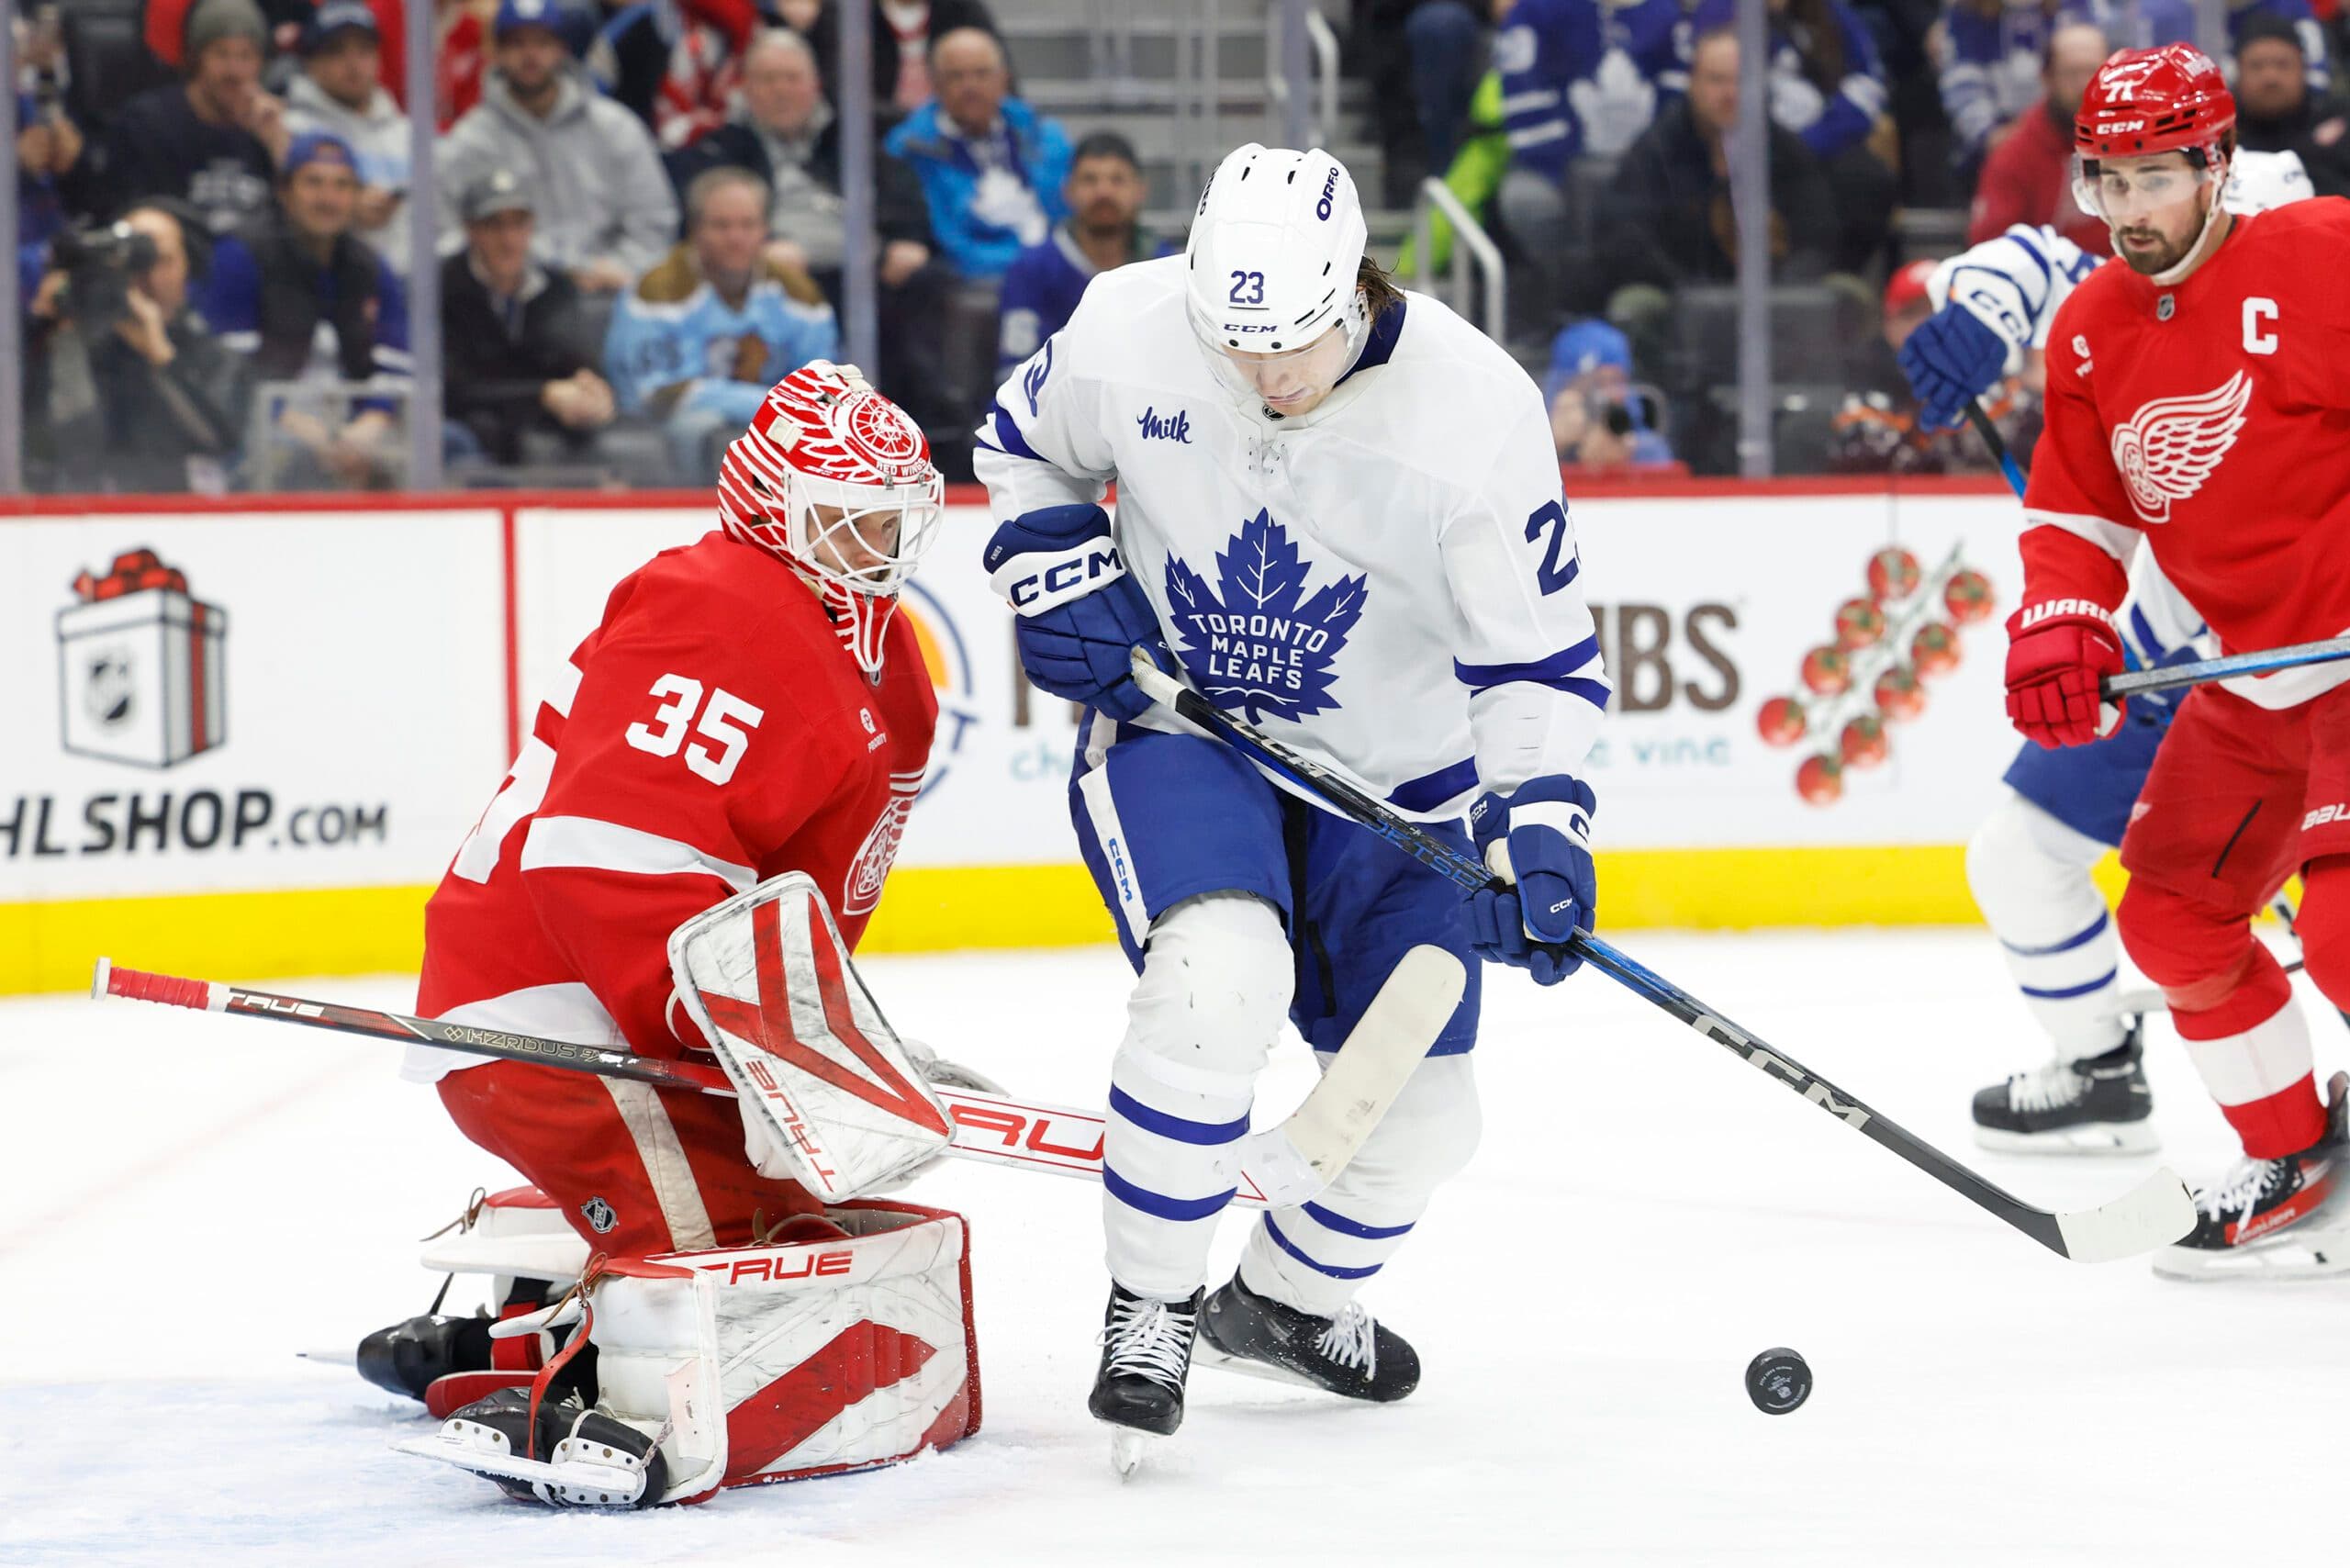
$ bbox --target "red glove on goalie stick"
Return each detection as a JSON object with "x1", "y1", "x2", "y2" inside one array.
[{"x1": 2005, "y1": 599, "x2": 2125, "y2": 747}]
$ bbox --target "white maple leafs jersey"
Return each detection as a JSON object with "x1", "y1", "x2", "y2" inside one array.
[{"x1": 975, "y1": 255, "x2": 1610, "y2": 820}]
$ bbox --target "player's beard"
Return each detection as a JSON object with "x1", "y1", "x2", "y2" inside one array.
[{"x1": 2110, "y1": 192, "x2": 2210, "y2": 277}]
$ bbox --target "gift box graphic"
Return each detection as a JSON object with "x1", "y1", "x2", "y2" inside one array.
[{"x1": 56, "y1": 548, "x2": 228, "y2": 769}]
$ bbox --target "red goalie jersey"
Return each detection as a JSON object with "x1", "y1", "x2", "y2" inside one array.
[
  {"x1": 413, "y1": 532, "x2": 937, "y2": 1071},
  {"x1": 2022, "y1": 197, "x2": 2350, "y2": 705}
]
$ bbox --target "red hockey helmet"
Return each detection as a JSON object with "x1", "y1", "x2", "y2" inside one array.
[
  {"x1": 716, "y1": 361, "x2": 945, "y2": 675},
  {"x1": 2075, "y1": 43, "x2": 2235, "y2": 166}
]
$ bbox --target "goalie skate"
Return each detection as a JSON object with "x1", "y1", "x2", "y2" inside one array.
[{"x1": 2154, "y1": 1072, "x2": 2350, "y2": 1281}]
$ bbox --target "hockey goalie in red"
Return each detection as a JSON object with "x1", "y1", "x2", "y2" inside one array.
[
  {"x1": 2011, "y1": 43, "x2": 2350, "y2": 1279},
  {"x1": 361, "y1": 363, "x2": 987, "y2": 1506}
]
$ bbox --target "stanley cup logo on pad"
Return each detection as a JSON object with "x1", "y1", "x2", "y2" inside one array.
[{"x1": 56, "y1": 548, "x2": 228, "y2": 770}]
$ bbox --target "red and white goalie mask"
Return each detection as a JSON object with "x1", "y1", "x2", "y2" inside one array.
[
  {"x1": 716, "y1": 362, "x2": 946, "y2": 677},
  {"x1": 2070, "y1": 43, "x2": 2236, "y2": 284}
]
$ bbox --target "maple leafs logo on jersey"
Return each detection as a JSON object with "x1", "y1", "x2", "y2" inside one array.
[
  {"x1": 2110, "y1": 370, "x2": 2252, "y2": 524},
  {"x1": 1163, "y1": 510, "x2": 1368, "y2": 722}
]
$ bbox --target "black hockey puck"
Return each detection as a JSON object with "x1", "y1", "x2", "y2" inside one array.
[{"x1": 1745, "y1": 1348, "x2": 1811, "y2": 1414}]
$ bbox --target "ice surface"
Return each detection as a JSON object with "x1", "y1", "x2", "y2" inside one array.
[{"x1": 5, "y1": 931, "x2": 2344, "y2": 1567}]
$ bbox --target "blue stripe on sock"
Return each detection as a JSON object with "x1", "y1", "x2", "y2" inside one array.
[
  {"x1": 1102, "y1": 1163, "x2": 1236, "y2": 1222},
  {"x1": 1107, "y1": 1086, "x2": 1248, "y2": 1146},
  {"x1": 2020, "y1": 967, "x2": 2119, "y2": 1001},
  {"x1": 1263, "y1": 1215, "x2": 1384, "y2": 1279},
  {"x1": 1300, "y1": 1201, "x2": 1416, "y2": 1239},
  {"x1": 2000, "y1": 909, "x2": 2109, "y2": 958}
]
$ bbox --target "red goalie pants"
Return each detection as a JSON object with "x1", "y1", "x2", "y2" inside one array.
[
  {"x1": 439, "y1": 1059, "x2": 825, "y2": 1255},
  {"x1": 2116, "y1": 681, "x2": 2350, "y2": 1158}
]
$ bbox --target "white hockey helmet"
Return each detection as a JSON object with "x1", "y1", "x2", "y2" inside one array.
[{"x1": 1184, "y1": 143, "x2": 1374, "y2": 411}]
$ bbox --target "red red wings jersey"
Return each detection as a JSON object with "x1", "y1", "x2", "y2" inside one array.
[
  {"x1": 411, "y1": 532, "x2": 937, "y2": 1077},
  {"x1": 2021, "y1": 198, "x2": 2350, "y2": 707}
]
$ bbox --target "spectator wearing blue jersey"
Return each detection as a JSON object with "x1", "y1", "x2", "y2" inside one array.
[
  {"x1": 883, "y1": 27, "x2": 1071, "y2": 283},
  {"x1": 199, "y1": 132, "x2": 413, "y2": 487},
  {"x1": 996, "y1": 131, "x2": 1150, "y2": 376},
  {"x1": 605, "y1": 165, "x2": 842, "y2": 481},
  {"x1": 1493, "y1": 0, "x2": 1684, "y2": 308},
  {"x1": 1684, "y1": 0, "x2": 1896, "y2": 270}
]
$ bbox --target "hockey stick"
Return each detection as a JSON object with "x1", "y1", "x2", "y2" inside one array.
[
  {"x1": 1126, "y1": 653, "x2": 2197, "y2": 1263},
  {"x1": 1964, "y1": 398, "x2": 2030, "y2": 501},
  {"x1": 90, "y1": 951, "x2": 1461, "y2": 1211},
  {"x1": 1968, "y1": 399, "x2": 2350, "y2": 702}
]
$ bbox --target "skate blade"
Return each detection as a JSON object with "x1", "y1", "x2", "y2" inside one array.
[
  {"x1": 1106, "y1": 1426, "x2": 1156, "y2": 1479},
  {"x1": 1190, "y1": 1335, "x2": 1332, "y2": 1395},
  {"x1": 1974, "y1": 1120, "x2": 2161, "y2": 1158},
  {"x1": 2152, "y1": 1226, "x2": 2350, "y2": 1281}
]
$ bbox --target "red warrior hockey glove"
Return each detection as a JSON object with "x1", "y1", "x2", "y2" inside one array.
[{"x1": 2005, "y1": 599, "x2": 2125, "y2": 748}]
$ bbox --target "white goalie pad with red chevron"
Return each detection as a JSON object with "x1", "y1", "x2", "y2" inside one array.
[
  {"x1": 669, "y1": 872, "x2": 952, "y2": 1199},
  {"x1": 397, "y1": 1201, "x2": 980, "y2": 1506}
]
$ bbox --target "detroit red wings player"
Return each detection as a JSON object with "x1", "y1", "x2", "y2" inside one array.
[
  {"x1": 2010, "y1": 44, "x2": 2350, "y2": 1277},
  {"x1": 358, "y1": 364, "x2": 985, "y2": 1509}
]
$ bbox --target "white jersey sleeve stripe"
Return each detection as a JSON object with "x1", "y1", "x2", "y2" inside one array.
[
  {"x1": 520, "y1": 814, "x2": 757, "y2": 892},
  {"x1": 2026, "y1": 509, "x2": 2139, "y2": 565}
]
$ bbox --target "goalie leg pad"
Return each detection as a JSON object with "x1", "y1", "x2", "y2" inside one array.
[
  {"x1": 402, "y1": 1201, "x2": 982, "y2": 1506},
  {"x1": 1239, "y1": 1054, "x2": 1481, "y2": 1316}
]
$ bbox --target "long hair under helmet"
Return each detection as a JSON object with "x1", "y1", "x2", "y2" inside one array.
[
  {"x1": 715, "y1": 361, "x2": 945, "y2": 678},
  {"x1": 2072, "y1": 43, "x2": 2237, "y2": 285},
  {"x1": 1183, "y1": 143, "x2": 1374, "y2": 408}
]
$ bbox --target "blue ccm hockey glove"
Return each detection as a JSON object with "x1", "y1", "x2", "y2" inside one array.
[
  {"x1": 1897, "y1": 298, "x2": 2009, "y2": 431},
  {"x1": 1465, "y1": 775, "x2": 1597, "y2": 985},
  {"x1": 985, "y1": 503, "x2": 1171, "y2": 722}
]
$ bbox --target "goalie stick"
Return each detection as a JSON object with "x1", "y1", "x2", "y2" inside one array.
[
  {"x1": 91, "y1": 947, "x2": 1462, "y2": 1211},
  {"x1": 1127, "y1": 650, "x2": 2198, "y2": 1264}
]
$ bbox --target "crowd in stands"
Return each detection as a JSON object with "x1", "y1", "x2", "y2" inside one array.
[
  {"x1": 15, "y1": 0, "x2": 2350, "y2": 487},
  {"x1": 14, "y1": 0, "x2": 1113, "y2": 490}
]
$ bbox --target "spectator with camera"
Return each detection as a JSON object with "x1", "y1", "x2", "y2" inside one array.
[
  {"x1": 604, "y1": 165, "x2": 840, "y2": 480},
  {"x1": 103, "y1": 0, "x2": 283, "y2": 236},
  {"x1": 1542, "y1": 319, "x2": 1673, "y2": 470},
  {"x1": 28, "y1": 201, "x2": 253, "y2": 493},
  {"x1": 442, "y1": 167, "x2": 617, "y2": 465},
  {"x1": 282, "y1": 1, "x2": 417, "y2": 274},
  {"x1": 441, "y1": 0, "x2": 680, "y2": 294},
  {"x1": 199, "y1": 132, "x2": 412, "y2": 487},
  {"x1": 995, "y1": 130, "x2": 1151, "y2": 375}
]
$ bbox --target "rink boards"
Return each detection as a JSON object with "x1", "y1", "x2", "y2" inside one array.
[{"x1": 0, "y1": 479, "x2": 2079, "y2": 992}]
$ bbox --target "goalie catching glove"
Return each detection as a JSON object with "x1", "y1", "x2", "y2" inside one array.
[{"x1": 1465, "y1": 774, "x2": 1597, "y2": 985}]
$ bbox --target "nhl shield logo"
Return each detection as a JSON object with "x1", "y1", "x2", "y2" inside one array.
[
  {"x1": 1163, "y1": 509, "x2": 1368, "y2": 723},
  {"x1": 580, "y1": 1196, "x2": 618, "y2": 1234}
]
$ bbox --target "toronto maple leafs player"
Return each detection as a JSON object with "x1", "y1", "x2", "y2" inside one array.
[
  {"x1": 1897, "y1": 140, "x2": 2320, "y2": 1155},
  {"x1": 977, "y1": 144, "x2": 1609, "y2": 1460}
]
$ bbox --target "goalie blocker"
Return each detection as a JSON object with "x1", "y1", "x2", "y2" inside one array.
[{"x1": 376, "y1": 1187, "x2": 980, "y2": 1506}]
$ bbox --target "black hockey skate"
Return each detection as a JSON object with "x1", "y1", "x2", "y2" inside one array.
[
  {"x1": 1971, "y1": 1019, "x2": 2156, "y2": 1155},
  {"x1": 2154, "y1": 1072, "x2": 2350, "y2": 1281},
  {"x1": 426, "y1": 1384, "x2": 670, "y2": 1507},
  {"x1": 1089, "y1": 1282, "x2": 1201, "y2": 1475},
  {"x1": 1196, "y1": 1271, "x2": 1419, "y2": 1403}
]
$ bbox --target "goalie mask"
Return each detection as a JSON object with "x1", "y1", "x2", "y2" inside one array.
[
  {"x1": 716, "y1": 362, "x2": 946, "y2": 677},
  {"x1": 1184, "y1": 144, "x2": 1375, "y2": 418}
]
